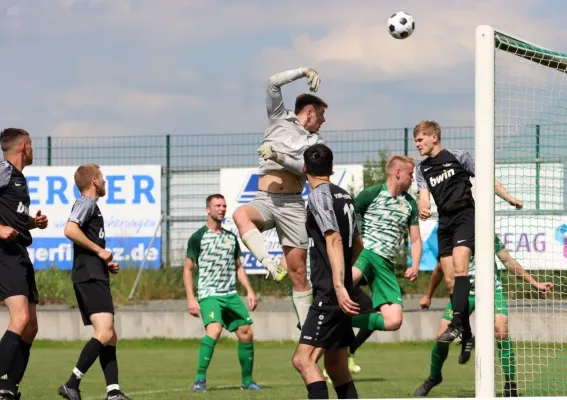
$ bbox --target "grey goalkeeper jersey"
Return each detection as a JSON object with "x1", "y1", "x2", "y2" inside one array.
[{"x1": 259, "y1": 68, "x2": 325, "y2": 187}]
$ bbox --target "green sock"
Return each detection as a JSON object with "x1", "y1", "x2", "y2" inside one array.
[
  {"x1": 352, "y1": 313, "x2": 386, "y2": 331},
  {"x1": 497, "y1": 338, "x2": 516, "y2": 382},
  {"x1": 195, "y1": 335, "x2": 216, "y2": 381},
  {"x1": 238, "y1": 342, "x2": 254, "y2": 386},
  {"x1": 430, "y1": 342, "x2": 449, "y2": 378}
]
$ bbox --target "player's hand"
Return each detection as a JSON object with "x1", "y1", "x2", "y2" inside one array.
[
  {"x1": 419, "y1": 207, "x2": 431, "y2": 221},
  {"x1": 257, "y1": 143, "x2": 285, "y2": 165},
  {"x1": 97, "y1": 248, "x2": 113, "y2": 264},
  {"x1": 303, "y1": 67, "x2": 321, "y2": 92},
  {"x1": 509, "y1": 198, "x2": 523, "y2": 210},
  {"x1": 335, "y1": 286, "x2": 360, "y2": 316},
  {"x1": 188, "y1": 298, "x2": 200, "y2": 317},
  {"x1": 0, "y1": 226, "x2": 18, "y2": 240},
  {"x1": 419, "y1": 295, "x2": 431, "y2": 309},
  {"x1": 107, "y1": 262, "x2": 120, "y2": 274},
  {"x1": 405, "y1": 266, "x2": 418, "y2": 282},
  {"x1": 247, "y1": 291, "x2": 258, "y2": 311},
  {"x1": 534, "y1": 282, "x2": 553, "y2": 293},
  {"x1": 34, "y1": 210, "x2": 48, "y2": 229}
]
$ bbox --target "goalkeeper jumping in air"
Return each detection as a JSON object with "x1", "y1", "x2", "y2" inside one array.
[
  {"x1": 415, "y1": 234, "x2": 553, "y2": 398},
  {"x1": 232, "y1": 67, "x2": 325, "y2": 328}
]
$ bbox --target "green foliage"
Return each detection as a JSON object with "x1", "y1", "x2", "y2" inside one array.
[{"x1": 362, "y1": 149, "x2": 390, "y2": 189}]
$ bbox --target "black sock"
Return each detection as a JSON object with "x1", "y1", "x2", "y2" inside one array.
[
  {"x1": 66, "y1": 338, "x2": 105, "y2": 389},
  {"x1": 99, "y1": 345, "x2": 119, "y2": 390},
  {"x1": 0, "y1": 331, "x2": 22, "y2": 381},
  {"x1": 452, "y1": 276, "x2": 470, "y2": 327},
  {"x1": 350, "y1": 329, "x2": 373, "y2": 355},
  {"x1": 335, "y1": 380, "x2": 358, "y2": 399},
  {"x1": 7, "y1": 340, "x2": 32, "y2": 392},
  {"x1": 462, "y1": 297, "x2": 472, "y2": 339},
  {"x1": 306, "y1": 381, "x2": 329, "y2": 399}
]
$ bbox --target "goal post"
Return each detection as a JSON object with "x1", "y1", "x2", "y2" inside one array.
[{"x1": 475, "y1": 25, "x2": 567, "y2": 398}]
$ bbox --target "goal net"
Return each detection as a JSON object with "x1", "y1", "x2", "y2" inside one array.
[{"x1": 476, "y1": 25, "x2": 567, "y2": 398}]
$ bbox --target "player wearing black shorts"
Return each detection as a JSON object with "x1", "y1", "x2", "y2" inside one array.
[
  {"x1": 291, "y1": 143, "x2": 373, "y2": 400},
  {"x1": 413, "y1": 120, "x2": 522, "y2": 344},
  {"x1": 58, "y1": 164, "x2": 132, "y2": 400},
  {"x1": 0, "y1": 128, "x2": 48, "y2": 400}
]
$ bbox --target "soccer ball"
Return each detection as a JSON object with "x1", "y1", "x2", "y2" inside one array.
[{"x1": 388, "y1": 11, "x2": 415, "y2": 39}]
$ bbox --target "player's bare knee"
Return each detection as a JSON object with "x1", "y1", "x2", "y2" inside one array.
[
  {"x1": 495, "y1": 326, "x2": 508, "y2": 341},
  {"x1": 94, "y1": 326, "x2": 115, "y2": 345},
  {"x1": 23, "y1": 317, "x2": 38, "y2": 341},
  {"x1": 205, "y1": 323, "x2": 223, "y2": 340},
  {"x1": 9, "y1": 309, "x2": 30, "y2": 333},
  {"x1": 236, "y1": 325, "x2": 253, "y2": 343},
  {"x1": 385, "y1": 315, "x2": 403, "y2": 331},
  {"x1": 292, "y1": 352, "x2": 308, "y2": 373}
]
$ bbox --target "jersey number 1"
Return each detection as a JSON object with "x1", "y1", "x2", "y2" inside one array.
[{"x1": 343, "y1": 203, "x2": 355, "y2": 247}]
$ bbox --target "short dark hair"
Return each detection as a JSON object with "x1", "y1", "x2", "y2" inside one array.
[
  {"x1": 0, "y1": 128, "x2": 29, "y2": 152},
  {"x1": 294, "y1": 94, "x2": 328, "y2": 115},
  {"x1": 206, "y1": 193, "x2": 225, "y2": 207},
  {"x1": 304, "y1": 144, "x2": 333, "y2": 177}
]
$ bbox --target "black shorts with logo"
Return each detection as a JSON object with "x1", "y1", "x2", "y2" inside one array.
[
  {"x1": 0, "y1": 243, "x2": 38, "y2": 304},
  {"x1": 73, "y1": 279, "x2": 114, "y2": 326},
  {"x1": 437, "y1": 206, "x2": 475, "y2": 258},
  {"x1": 299, "y1": 287, "x2": 373, "y2": 349}
]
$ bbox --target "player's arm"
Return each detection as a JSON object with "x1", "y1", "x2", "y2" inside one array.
[
  {"x1": 497, "y1": 248, "x2": 552, "y2": 292},
  {"x1": 406, "y1": 196, "x2": 422, "y2": 281},
  {"x1": 184, "y1": 234, "x2": 202, "y2": 316},
  {"x1": 266, "y1": 67, "x2": 319, "y2": 120},
  {"x1": 0, "y1": 163, "x2": 18, "y2": 240},
  {"x1": 415, "y1": 165, "x2": 431, "y2": 220},
  {"x1": 420, "y1": 263, "x2": 444, "y2": 309},
  {"x1": 495, "y1": 179, "x2": 523, "y2": 209},
  {"x1": 64, "y1": 200, "x2": 111, "y2": 263},
  {"x1": 354, "y1": 186, "x2": 380, "y2": 220}
]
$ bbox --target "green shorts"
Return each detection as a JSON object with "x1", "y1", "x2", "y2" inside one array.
[
  {"x1": 442, "y1": 289, "x2": 508, "y2": 321},
  {"x1": 354, "y1": 249, "x2": 402, "y2": 309},
  {"x1": 199, "y1": 293, "x2": 252, "y2": 332}
]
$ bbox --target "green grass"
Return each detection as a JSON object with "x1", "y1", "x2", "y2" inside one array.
[{"x1": 17, "y1": 338, "x2": 567, "y2": 399}]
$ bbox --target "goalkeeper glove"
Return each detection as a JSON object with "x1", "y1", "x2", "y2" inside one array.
[
  {"x1": 303, "y1": 68, "x2": 321, "y2": 93},
  {"x1": 257, "y1": 143, "x2": 285, "y2": 166}
]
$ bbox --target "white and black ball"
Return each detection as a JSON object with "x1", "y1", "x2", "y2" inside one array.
[{"x1": 388, "y1": 11, "x2": 415, "y2": 39}]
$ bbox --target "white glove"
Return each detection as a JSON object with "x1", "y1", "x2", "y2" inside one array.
[
  {"x1": 303, "y1": 68, "x2": 321, "y2": 93},
  {"x1": 257, "y1": 143, "x2": 285, "y2": 165}
]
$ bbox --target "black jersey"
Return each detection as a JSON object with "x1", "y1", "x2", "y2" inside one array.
[
  {"x1": 68, "y1": 195, "x2": 109, "y2": 283},
  {"x1": 0, "y1": 161, "x2": 32, "y2": 247},
  {"x1": 415, "y1": 149, "x2": 475, "y2": 215},
  {"x1": 306, "y1": 183, "x2": 359, "y2": 304}
]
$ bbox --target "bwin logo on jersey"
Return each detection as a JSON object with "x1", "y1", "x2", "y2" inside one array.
[
  {"x1": 16, "y1": 201, "x2": 29, "y2": 215},
  {"x1": 429, "y1": 169, "x2": 455, "y2": 187}
]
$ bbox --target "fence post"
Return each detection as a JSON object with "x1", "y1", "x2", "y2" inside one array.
[
  {"x1": 47, "y1": 136, "x2": 52, "y2": 166},
  {"x1": 404, "y1": 128, "x2": 409, "y2": 156},
  {"x1": 165, "y1": 135, "x2": 171, "y2": 268},
  {"x1": 535, "y1": 124, "x2": 540, "y2": 210}
]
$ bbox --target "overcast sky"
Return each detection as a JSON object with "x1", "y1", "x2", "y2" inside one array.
[{"x1": 1, "y1": 0, "x2": 566, "y2": 137}]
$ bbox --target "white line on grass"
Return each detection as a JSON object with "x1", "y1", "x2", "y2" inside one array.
[{"x1": 84, "y1": 385, "x2": 249, "y2": 399}]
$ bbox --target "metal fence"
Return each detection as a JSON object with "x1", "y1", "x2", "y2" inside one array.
[{"x1": 28, "y1": 124, "x2": 564, "y2": 266}]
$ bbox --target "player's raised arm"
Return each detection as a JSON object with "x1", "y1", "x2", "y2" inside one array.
[{"x1": 266, "y1": 67, "x2": 321, "y2": 120}]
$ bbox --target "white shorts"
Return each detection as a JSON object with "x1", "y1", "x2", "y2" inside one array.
[{"x1": 248, "y1": 190, "x2": 308, "y2": 249}]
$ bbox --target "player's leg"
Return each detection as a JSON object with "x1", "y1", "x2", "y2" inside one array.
[
  {"x1": 232, "y1": 195, "x2": 286, "y2": 281},
  {"x1": 494, "y1": 290, "x2": 517, "y2": 397},
  {"x1": 192, "y1": 297, "x2": 224, "y2": 392},
  {"x1": 223, "y1": 294, "x2": 260, "y2": 390},
  {"x1": 324, "y1": 348, "x2": 358, "y2": 399},
  {"x1": 292, "y1": 344, "x2": 327, "y2": 399},
  {"x1": 59, "y1": 281, "x2": 115, "y2": 399},
  {"x1": 276, "y1": 195, "x2": 313, "y2": 328},
  {"x1": 458, "y1": 294, "x2": 476, "y2": 365},
  {"x1": 414, "y1": 304, "x2": 454, "y2": 396}
]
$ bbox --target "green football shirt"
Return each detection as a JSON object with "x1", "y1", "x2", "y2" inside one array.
[
  {"x1": 468, "y1": 234, "x2": 504, "y2": 295},
  {"x1": 186, "y1": 225, "x2": 242, "y2": 300},
  {"x1": 354, "y1": 183, "x2": 419, "y2": 262}
]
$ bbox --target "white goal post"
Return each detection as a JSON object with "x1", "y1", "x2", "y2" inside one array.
[{"x1": 475, "y1": 25, "x2": 567, "y2": 399}]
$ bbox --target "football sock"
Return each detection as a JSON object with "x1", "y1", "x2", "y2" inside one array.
[
  {"x1": 430, "y1": 341, "x2": 449, "y2": 378},
  {"x1": 195, "y1": 335, "x2": 216, "y2": 381},
  {"x1": 351, "y1": 313, "x2": 386, "y2": 331},
  {"x1": 335, "y1": 380, "x2": 358, "y2": 399},
  {"x1": 238, "y1": 342, "x2": 254, "y2": 386},
  {"x1": 451, "y1": 276, "x2": 470, "y2": 326},
  {"x1": 0, "y1": 330, "x2": 22, "y2": 387},
  {"x1": 66, "y1": 338, "x2": 105, "y2": 389},
  {"x1": 497, "y1": 339, "x2": 516, "y2": 382},
  {"x1": 292, "y1": 289, "x2": 313, "y2": 328},
  {"x1": 350, "y1": 328, "x2": 373, "y2": 354},
  {"x1": 241, "y1": 229, "x2": 272, "y2": 267},
  {"x1": 99, "y1": 345, "x2": 119, "y2": 389},
  {"x1": 306, "y1": 381, "x2": 329, "y2": 399},
  {"x1": 7, "y1": 339, "x2": 32, "y2": 392}
]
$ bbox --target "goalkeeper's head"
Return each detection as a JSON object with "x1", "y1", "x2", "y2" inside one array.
[
  {"x1": 413, "y1": 120, "x2": 442, "y2": 157},
  {"x1": 294, "y1": 94, "x2": 328, "y2": 134}
]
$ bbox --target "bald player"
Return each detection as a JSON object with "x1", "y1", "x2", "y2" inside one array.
[{"x1": 232, "y1": 67, "x2": 324, "y2": 328}]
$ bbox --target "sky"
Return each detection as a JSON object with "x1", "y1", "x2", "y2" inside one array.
[{"x1": 1, "y1": 0, "x2": 567, "y2": 138}]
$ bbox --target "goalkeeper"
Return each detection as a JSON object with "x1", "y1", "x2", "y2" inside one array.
[
  {"x1": 232, "y1": 67, "x2": 325, "y2": 329},
  {"x1": 414, "y1": 234, "x2": 553, "y2": 398}
]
